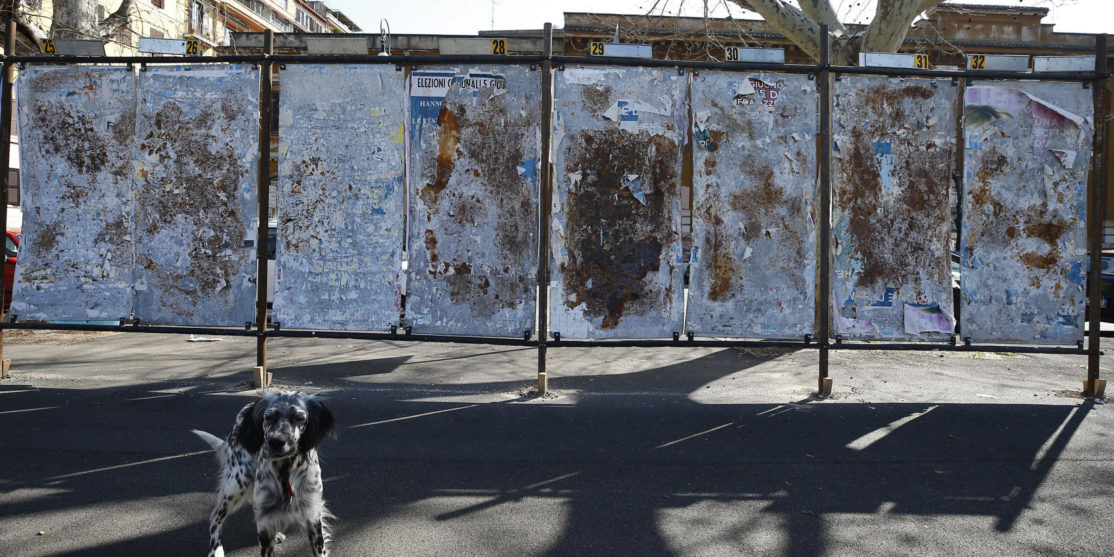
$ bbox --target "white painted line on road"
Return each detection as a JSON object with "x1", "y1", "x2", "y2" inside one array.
[
  {"x1": 348, "y1": 404, "x2": 479, "y2": 428},
  {"x1": 520, "y1": 471, "x2": 582, "y2": 491},
  {"x1": 126, "y1": 393, "x2": 180, "y2": 402},
  {"x1": 756, "y1": 405, "x2": 786, "y2": 416},
  {"x1": 656, "y1": 422, "x2": 735, "y2": 449},
  {"x1": 44, "y1": 450, "x2": 212, "y2": 481},
  {"x1": 0, "y1": 405, "x2": 61, "y2": 415},
  {"x1": 845, "y1": 405, "x2": 939, "y2": 451},
  {"x1": 0, "y1": 389, "x2": 37, "y2": 395}
]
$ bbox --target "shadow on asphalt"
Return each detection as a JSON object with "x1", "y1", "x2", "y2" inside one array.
[{"x1": 0, "y1": 348, "x2": 1095, "y2": 556}]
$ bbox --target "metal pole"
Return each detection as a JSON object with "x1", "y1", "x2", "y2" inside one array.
[
  {"x1": 0, "y1": 14, "x2": 16, "y2": 379},
  {"x1": 817, "y1": 25, "x2": 833, "y2": 396},
  {"x1": 536, "y1": 23, "x2": 554, "y2": 395},
  {"x1": 952, "y1": 78, "x2": 967, "y2": 338},
  {"x1": 1085, "y1": 33, "x2": 1107, "y2": 397},
  {"x1": 254, "y1": 30, "x2": 273, "y2": 388}
]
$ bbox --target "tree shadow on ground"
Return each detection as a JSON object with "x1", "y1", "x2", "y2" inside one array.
[{"x1": 0, "y1": 348, "x2": 1100, "y2": 556}]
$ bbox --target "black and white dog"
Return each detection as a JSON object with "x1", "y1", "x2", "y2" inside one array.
[{"x1": 193, "y1": 391, "x2": 336, "y2": 557}]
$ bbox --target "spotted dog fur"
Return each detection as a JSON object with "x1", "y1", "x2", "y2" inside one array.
[{"x1": 193, "y1": 391, "x2": 335, "y2": 557}]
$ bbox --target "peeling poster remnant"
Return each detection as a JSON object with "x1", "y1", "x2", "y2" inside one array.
[
  {"x1": 407, "y1": 66, "x2": 540, "y2": 337},
  {"x1": 12, "y1": 66, "x2": 137, "y2": 322},
  {"x1": 688, "y1": 72, "x2": 817, "y2": 339},
  {"x1": 274, "y1": 65, "x2": 405, "y2": 331},
  {"x1": 133, "y1": 65, "x2": 259, "y2": 326},
  {"x1": 961, "y1": 82, "x2": 1092, "y2": 344},
  {"x1": 832, "y1": 76, "x2": 957, "y2": 340},
  {"x1": 550, "y1": 66, "x2": 685, "y2": 339}
]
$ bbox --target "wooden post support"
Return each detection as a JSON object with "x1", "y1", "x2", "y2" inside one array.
[
  {"x1": 255, "y1": 30, "x2": 274, "y2": 383},
  {"x1": 536, "y1": 23, "x2": 555, "y2": 395},
  {"x1": 1084, "y1": 33, "x2": 1107, "y2": 396},
  {"x1": 816, "y1": 25, "x2": 833, "y2": 397},
  {"x1": 253, "y1": 366, "x2": 272, "y2": 389}
]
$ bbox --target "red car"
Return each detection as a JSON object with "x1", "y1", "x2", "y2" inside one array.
[{"x1": 4, "y1": 230, "x2": 17, "y2": 311}]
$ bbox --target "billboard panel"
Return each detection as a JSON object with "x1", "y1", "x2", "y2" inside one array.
[
  {"x1": 133, "y1": 65, "x2": 260, "y2": 326},
  {"x1": 274, "y1": 65, "x2": 406, "y2": 330},
  {"x1": 550, "y1": 66, "x2": 686, "y2": 339},
  {"x1": 12, "y1": 66, "x2": 137, "y2": 322},
  {"x1": 406, "y1": 66, "x2": 541, "y2": 337},
  {"x1": 831, "y1": 77, "x2": 958, "y2": 341},
  {"x1": 688, "y1": 71, "x2": 818, "y2": 338},
  {"x1": 961, "y1": 83, "x2": 1092, "y2": 344}
]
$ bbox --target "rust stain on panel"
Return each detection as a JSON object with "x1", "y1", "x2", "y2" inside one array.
[{"x1": 561, "y1": 129, "x2": 676, "y2": 330}]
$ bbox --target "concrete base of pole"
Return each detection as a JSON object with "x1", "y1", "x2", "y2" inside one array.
[{"x1": 253, "y1": 366, "x2": 272, "y2": 389}]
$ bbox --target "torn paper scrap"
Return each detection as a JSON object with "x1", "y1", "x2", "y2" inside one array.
[{"x1": 903, "y1": 303, "x2": 956, "y2": 335}]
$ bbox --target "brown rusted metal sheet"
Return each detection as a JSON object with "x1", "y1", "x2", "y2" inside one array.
[
  {"x1": 132, "y1": 65, "x2": 260, "y2": 327},
  {"x1": 549, "y1": 66, "x2": 686, "y2": 339},
  {"x1": 12, "y1": 66, "x2": 137, "y2": 322},
  {"x1": 688, "y1": 71, "x2": 818, "y2": 339},
  {"x1": 406, "y1": 66, "x2": 541, "y2": 337},
  {"x1": 961, "y1": 83, "x2": 1093, "y2": 344},
  {"x1": 274, "y1": 65, "x2": 406, "y2": 331},
  {"x1": 831, "y1": 77, "x2": 958, "y2": 340}
]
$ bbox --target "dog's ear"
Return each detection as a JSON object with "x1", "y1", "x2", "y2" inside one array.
[
  {"x1": 235, "y1": 400, "x2": 266, "y2": 454},
  {"x1": 299, "y1": 397, "x2": 335, "y2": 453}
]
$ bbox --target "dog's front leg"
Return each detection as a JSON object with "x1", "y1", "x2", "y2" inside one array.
[
  {"x1": 307, "y1": 519, "x2": 328, "y2": 556},
  {"x1": 258, "y1": 528, "x2": 279, "y2": 557}
]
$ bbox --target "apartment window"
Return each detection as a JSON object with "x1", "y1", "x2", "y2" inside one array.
[
  {"x1": 152, "y1": 0, "x2": 164, "y2": 9},
  {"x1": 192, "y1": 1, "x2": 206, "y2": 34},
  {"x1": 150, "y1": 28, "x2": 164, "y2": 39}
]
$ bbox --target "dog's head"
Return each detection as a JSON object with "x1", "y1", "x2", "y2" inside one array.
[{"x1": 237, "y1": 391, "x2": 335, "y2": 460}]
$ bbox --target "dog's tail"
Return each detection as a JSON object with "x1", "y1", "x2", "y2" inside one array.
[{"x1": 191, "y1": 429, "x2": 228, "y2": 465}]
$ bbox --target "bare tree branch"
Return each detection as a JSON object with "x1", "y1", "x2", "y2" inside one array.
[
  {"x1": 725, "y1": 0, "x2": 822, "y2": 61},
  {"x1": 798, "y1": 0, "x2": 846, "y2": 35},
  {"x1": 100, "y1": 0, "x2": 133, "y2": 39},
  {"x1": 861, "y1": 0, "x2": 947, "y2": 53}
]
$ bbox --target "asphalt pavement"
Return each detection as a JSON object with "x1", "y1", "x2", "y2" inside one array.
[{"x1": 0, "y1": 330, "x2": 1111, "y2": 556}]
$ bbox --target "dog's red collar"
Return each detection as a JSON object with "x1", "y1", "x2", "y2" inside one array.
[{"x1": 282, "y1": 455, "x2": 308, "y2": 499}]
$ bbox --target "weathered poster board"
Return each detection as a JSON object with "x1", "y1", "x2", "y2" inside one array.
[
  {"x1": 132, "y1": 65, "x2": 260, "y2": 327},
  {"x1": 274, "y1": 65, "x2": 406, "y2": 331},
  {"x1": 688, "y1": 71, "x2": 818, "y2": 339},
  {"x1": 961, "y1": 82, "x2": 1092, "y2": 344},
  {"x1": 406, "y1": 66, "x2": 540, "y2": 337},
  {"x1": 12, "y1": 66, "x2": 137, "y2": 322},
  {"x1": 831, "y1": 76, "x2": 958, "y2": 341},
  {"x1": 550, "y1": 66, "x2": 686, "y2": 339}
]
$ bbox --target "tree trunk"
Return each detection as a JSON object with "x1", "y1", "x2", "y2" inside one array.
[
  {"x1": 728, "y1": 0, "x2": 949, "y2": 65},
  {"x1": 51, "y1": 0, "x2": 100, "y2": 40}
]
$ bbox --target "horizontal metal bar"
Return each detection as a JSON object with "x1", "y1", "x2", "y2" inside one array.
[
  {"x1": 0, "y1": 322, "x2": 258, "y2": 336},
  {"x1": 830, "y1": 341, "x2": 1097, "y2": 355},
  {"x1": 551, "y1": 55, "x2": 822, "y2": 74},
  {"x1": 0, "y1": 319, "x2": 1099, "y2": 355},
  {"x1": 5, "y1": 54, "x2": 267, "y2": 65},
  {"x1": 266, "y1": 328, "x2": 538, "y2": 346},
  {"x1": 548, "y1": 339, "x2": 820, "y2": 349},
  {"x1": 829, "y1": 64, "x2": 1105, "y2": 82},
  {"x1": 4, "y1": 54, "x2": 1103, "y2": 83},
  {"x1": 271, "y1": 54, "x2": 546, "y2": 65}
]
